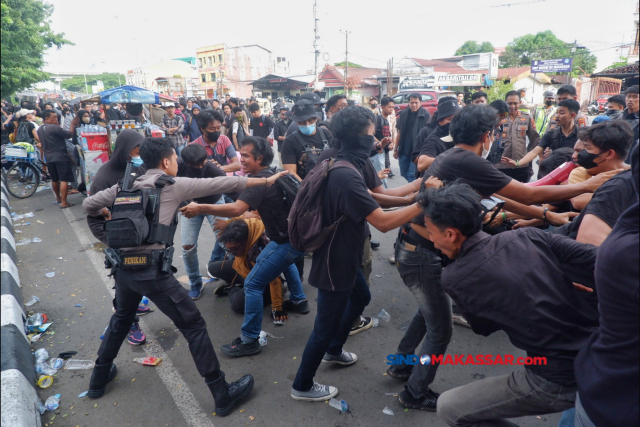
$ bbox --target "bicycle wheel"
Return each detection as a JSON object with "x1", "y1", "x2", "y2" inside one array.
[{"x1": 4, "y1": 163, "x2": 40, "y2": 199}]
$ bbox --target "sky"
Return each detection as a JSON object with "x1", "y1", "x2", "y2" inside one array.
[{"x1": 43, "y1": 0, "x2": 638, "y2": 76}]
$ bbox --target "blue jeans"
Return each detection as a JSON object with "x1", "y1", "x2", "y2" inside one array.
[
  {"x1": 241, "y1": 241, "x2": 306, "y2": 341},
  {"x1": 574, "y1": 394, "x2": 596, "y2": 427},
  {"x1": 369, "y1": 153, "x2": 387, "y2": 188},
  {"x1": 398, "y1": 154, "x2": 416, "y2": 183},
  {"x1": 292, "y1": 270, "x2": 372, "y2": 392},
  {"x1": 557, "y1": 408, "x2": 576, "y2": 427},
  {"x1": 395, "y1": 244, "x2": 453, "y2": 398},
  {"x1": 181, "y1": 198, "x2": 227, "y2": 288}
]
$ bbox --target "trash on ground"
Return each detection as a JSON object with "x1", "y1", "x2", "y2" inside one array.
[
  {"x1": 23, "y1": 212, "x2": 35, "y2": 218},
  {"x1": 65, "y1": 360, "x2": 94, "y2": 370},
  {"x1": 37, "y1": 220, "x2": 45, "y2": 224},
  {"x1": 32, "y1": 237, "x2": 42, "y2": 243},
  {"x1": 25, "y1": 296, "x2": 40, "y2": 307},
  {"x1": 372, "y1": 317, "x2": 380, "y2": 328},
  {"x1": 133, "y1": 357, "x2": 162, "y2": 366},
  {"x1": 329, "y1": 398, "x2": 348, "y2": 413},
  {"x1": 15, "y1": 238, "x2": 32, "y2": 246},
  {"x1": 258, "y1": 330, "x2": 284, "y2": 347},
  {"x1": 49, "y1": 358, "x2": 64, "y2": 369},
  {"x1": 45, "y1": 272, "x2": 56, "y2": 278},
  {"x1": 382, "y1": 407, "x2": 394, "y2": 415},
  {"x1": 58, "y1": 351, "x2": 77, "y2": 359},
  {"x1": 44, "y1": 394, "x2": 61, "y2": 411},
  {"x1": 37, "y1": 375, "x2": 54, "y2": 388},
  {"x1": 78, "y1": 391, "x2": 88, "y2": 398},
  {"x1": 37, "y1": 401, "x2": 47, "y2": 415},
  {"x1": 378, "y1": 309, "x2": 391, "y2": 323},
  {"x1": 26, "y1": 313, "x2": 48, "y2": 331},
  {"x1": 75, "y1": 304, "x2": 82, "y2": 307},
  {"x1": 30, "y1": 332, "x2": 45, "y2": 343},
  {"x1": 141, "y1": 296, "x2": 149, "y2": 305},
  {"x1": 57, "y1": 257, "x2": 63, "y2": 260},
  {"x1": 385, "y1": 393, "x2": 398, "y2": 396},
  {"x1": 36, "y1": 185, "x2": 52, "y2": 193}
]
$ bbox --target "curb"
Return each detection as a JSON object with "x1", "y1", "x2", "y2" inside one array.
[{"x1": 1, "y1": 179, "x2": 42, "y2": 427}]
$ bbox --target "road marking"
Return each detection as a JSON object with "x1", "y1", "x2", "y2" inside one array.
[{"x1": 61, "y1": 208, "x2": 215, "y2": 427}]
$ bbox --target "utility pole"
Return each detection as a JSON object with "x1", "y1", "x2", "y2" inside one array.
[
  {"x1": 341, "y1": 30, "x2": 350, "y2": 97},
  {"x1": 84, "y1": 74, "x2": 88, "y2": 94},
  {"x1": 313, "y1": 0, "x2": 320, "y2": 89},
  {"x1": 569, "y1": 39, "x2": 577, "y2": 84}
]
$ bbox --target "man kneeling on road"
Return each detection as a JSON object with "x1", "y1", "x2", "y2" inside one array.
[
  {"x1": 414, "y1": 182, "x2": 600, "y2": 426},
  {"x1": 82, "y1": 137, "x2": 286, "y2": 416},
  {"x1": 180, "y1": 136, "x2": 310, "y2": 357}
]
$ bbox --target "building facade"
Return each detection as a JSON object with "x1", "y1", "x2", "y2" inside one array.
[{"x1": 126, "y1": 60, "x2": 199, "y2": 96}]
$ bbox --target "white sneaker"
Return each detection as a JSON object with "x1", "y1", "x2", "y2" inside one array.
[
  {"x1": 291, "y1": 382, "x2": 338, "y2": 401},
  {"x1": 322, "y1": 349, "x2": 358, "y2": 366},
  {"x1": 389, "y1": 253, "x2": 396, "y2": 264}
]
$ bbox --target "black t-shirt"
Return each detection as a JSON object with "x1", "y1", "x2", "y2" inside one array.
[
  {"x1": 563, "y1": 170, "x2": 636, "y2": 237},
  {"x1": 309, "y1": 166, "x2": 380, "y2": 292},
  {"x1": 281, "y1": 128, "x2": 333, "y2": 179},
  {"x1": 177, "y1": 160, "x2": 226, "y2": 204},
  {"x1": 538, "y1": 125, "x2": 579, "y2": 151},
  {"x1": 419, "y1": 126, "x2": 453, "y2": 159},
  {"x1": 411, "y1": 147, "x2": 513, "y2": 239},
  {"x1": 399, "y1": 110, "x2": 418, "y2": 157},
  {"x1": 374, "y1": 115, "x2": 392, "y2": 153},
  {"x1": 319, "y1": 148, "x2": 382, "y2": 190},
  {"x1": 237, "y1": 168, "x2": 290, "y2": 244},
  {"x1": 37, "y1": 124, "x2": 73, "y2": 163},
  {"x1": 249, "y1": 114, "x2": 276, "y2": 139}
]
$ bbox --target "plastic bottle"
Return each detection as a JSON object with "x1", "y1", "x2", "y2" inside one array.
[
  {"x1": 34, "y1": 348, "x2": 49, "y2": 365},
  {"x1": 44, "y1": 394, "x2": 61, "y2": 411},
  {"x1": 49, "y1": 358, "x2": 64, "y2": 369},
  {"x1": 24, "y1": 296, "x2": 39, "y2": 307},
  {"x1": 65, "y1": 360, "x2": 95, "y2": 370},
  {"x1": 141, "y1": 296, "x2": 149, "y2": 305}
]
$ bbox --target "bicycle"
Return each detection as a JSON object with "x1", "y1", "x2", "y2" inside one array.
[{"x1": 2, "y1": 150, "x2": 52, "y2": 199}]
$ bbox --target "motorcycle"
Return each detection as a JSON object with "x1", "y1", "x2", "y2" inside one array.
[{"x1": 588, "y1": 100, "x2": 599, "y2": 116}]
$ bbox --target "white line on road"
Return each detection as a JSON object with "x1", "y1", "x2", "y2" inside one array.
[{"x1": 61, "y1": 207, "x2": 215, "y2": 427}]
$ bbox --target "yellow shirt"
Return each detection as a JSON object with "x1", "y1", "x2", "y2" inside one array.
[{"x1": 568, "y1": 167, "x2": 592, "y2": 185}]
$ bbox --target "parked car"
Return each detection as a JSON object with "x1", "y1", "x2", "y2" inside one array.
[
  {"x1": 391, "y1": 90, "x2": 456, "y2": 115},
  {"x1": 596, "y1": 94, "x2": 612, "y2": 113}
]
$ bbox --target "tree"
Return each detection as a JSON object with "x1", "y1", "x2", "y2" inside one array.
[
  {"x1": 486, "y1": 79, "x2": 515, "y2": 103},
  {"x1": 455, "y1": 40, "x2": 495, "y2": 56},
  {"x1": 60, "y1": 73, "x2": 126, "y2": 93},
  {"x1": 334, "y1": 61, "x2": 363, "y2": 68},
  {"x1": 1, "y1": 0, "x2": 72, "y2": 98},
  {"x1": 603, "y1": 58, "x2": 628, "y2": 70},
  {"x1": 499, "y1": 31, "x2": 596, "y2": 77}
]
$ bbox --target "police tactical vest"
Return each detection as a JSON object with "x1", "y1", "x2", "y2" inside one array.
[{"x1": 104, "y1": 175, "x2": 178, "y2": 249}]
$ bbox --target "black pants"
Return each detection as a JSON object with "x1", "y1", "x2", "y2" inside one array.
[
  {"x1": 98, "y1": 267, "x2": 220, "y2": 379},
  {"x1": 384, "y1": 150, "x2": 391, "y2": 169},
  {"x1": 208, "y1": 260, "x2": 272, "y2": 314}
]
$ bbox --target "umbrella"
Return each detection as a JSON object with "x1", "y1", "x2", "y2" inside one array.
[{"x1": 78, "y1": 85, "x2": 178, "y2": 104}]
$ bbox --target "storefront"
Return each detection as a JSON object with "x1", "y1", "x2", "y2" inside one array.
[{"x1": 249, "y1": 74, "x2": 315, "y2": 100}]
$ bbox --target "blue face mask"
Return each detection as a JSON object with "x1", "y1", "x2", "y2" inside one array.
[
  {"x1": 299, "y1": 123, "x2": 316, "y2": 136},
  {"x1": 131, "y1": 156, "x2": 143, "y2": 167}
]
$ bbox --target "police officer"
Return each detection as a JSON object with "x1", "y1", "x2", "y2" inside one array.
[
  {"x1": 547, "y1": 84, "x2": 588, "y2": 131},
  {"x1": 533, "y1": 90, "x2": 556, "y2": 136},
  {"x1": 495, "y1": 90, "x2": 541, "y2": 182},
  {"x1": 82, "y1": 137, "x2": 287, "y2": 416}
]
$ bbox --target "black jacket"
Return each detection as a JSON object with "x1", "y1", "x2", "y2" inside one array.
[{"x1": 396, "y1": 107, "x2": 431, "y2": 155}]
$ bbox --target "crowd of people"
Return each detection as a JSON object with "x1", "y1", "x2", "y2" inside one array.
[{"x1": 2, "y1": 82, "x2": 638, "y2": 426}]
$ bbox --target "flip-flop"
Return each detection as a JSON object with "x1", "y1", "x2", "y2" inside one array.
[
  {"x1": 60, "y1": 203, "x2": 75, "y2": 209},
  {"x1": 53, "y1": 201, "x2": 61, "y2": 204},
  {"x1": 68, "y1": 190, "x2": 80, "y2": 195}
]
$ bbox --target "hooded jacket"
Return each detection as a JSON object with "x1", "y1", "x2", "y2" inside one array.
[
  {"x1": 187, "y1": 104, "x2": 202, "y2": 141},
  {"x1": 86, "y1": 130, "x2": 146, "y2": 243}
]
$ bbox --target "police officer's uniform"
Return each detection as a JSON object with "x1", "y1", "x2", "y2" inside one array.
[
  {"x1": 495, "y1": 111, "x2": 541, "y2": 183},
  {"x1": 533, "y1": 105, "x2": 556, "y2": 136},
  {"x1": 83, "y1": 169, "x2": 249, "y2": 380}
]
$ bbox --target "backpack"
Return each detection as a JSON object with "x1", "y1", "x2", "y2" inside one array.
[
  {"x1": 291, "y1": 127, "x2": 329, "y2": 178},
  {"x1": 287, "y1": 159, "x2": 359, "y2": 252},
  {"x1": 103, "y1": 175, "x2": 178, "y2": 249},
  {"x1": 16, "y1": 122, "x2": 32, "y2": 143},
  {"x1": 275, "y1": 170, "x2": 301, "y2": 210}
]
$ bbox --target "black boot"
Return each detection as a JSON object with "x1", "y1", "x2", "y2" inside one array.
[
  {"x1": 206, "y1": 371, "x2": 254, "y2": 416},
  {"x1": 88, "y1": 359, "x2": 118, "y2": 398}
]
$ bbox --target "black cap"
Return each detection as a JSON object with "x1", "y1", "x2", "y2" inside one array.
[
  {"x1": 291, "y1": 100, "x2": 320, "y2": 122},
  {"x1": 300, "y1": 92, "x2": 324, "y2": 105},
  {"x1": 437, "y1": 97, "x2": 459, "y2": 118}
]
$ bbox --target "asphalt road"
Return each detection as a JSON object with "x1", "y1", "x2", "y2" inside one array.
[{"x1": 10, "y1": 152, "x2": 559, "y2": 427}]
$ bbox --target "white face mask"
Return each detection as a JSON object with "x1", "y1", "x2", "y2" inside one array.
[{"x1": 481, "y1": 132, "x2": 494, "y2": 159}]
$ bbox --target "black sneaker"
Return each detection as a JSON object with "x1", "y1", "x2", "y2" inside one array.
[
  {"x1": 398, "y1": 388, "x2": 439, "y2": 411},
  {"x1": 386, "y1": 364, "x2": 413, "y2": 381},
  {"x1": 349, "y1": 316, "x2": 373, "y2": 336},
  {"x1": 370, "y1": 240, "x2": 381, "y2": 249},
  {"x1": 220, "y1": 337, "x2": 261, "y2": 357},
  {"x1": 283, "y1": 299, "x2": 310, "y2": 314}
]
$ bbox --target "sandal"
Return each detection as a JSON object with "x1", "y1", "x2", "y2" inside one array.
[
  {"x1": 68, "y1": 189, "x2": 80, "y2": 195},
  {"x1": 272, "y1": 310, "x2": 288, "y2": 325},
  {"x1": 60, "y1": 203, "x2": 75, "y2": 209}
]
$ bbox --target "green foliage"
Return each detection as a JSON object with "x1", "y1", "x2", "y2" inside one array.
[
  {"x1": 486, "y1": 79, "x2": 515, "y2": 103},
  {"x1": 455, "y1": 41, "x2": 495, "y2": 56},
  {"x1": 499, "y1": 31, "x2": 596, "y2": 77},
  {"x1": 334, "y1": 62, "x2": 363, "y2": 68},
  {"x1": 1, "y1": 0, "x2": 72, "y2": 98},
  {"x1": 61, "y1": 73, "x2": 126, "y2": 93},
  {"x1": 603, "y1": 58, "x2": 628, "y2": 70}
]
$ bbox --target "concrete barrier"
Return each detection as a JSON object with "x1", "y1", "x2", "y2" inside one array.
[{"x1": 1, "y1": 179, "x2": 41, "y2": 427}]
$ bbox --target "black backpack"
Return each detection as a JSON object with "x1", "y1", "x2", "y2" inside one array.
[
  {"x1": 275, "y1": 170, "x2": 301, "y2": 210},
  {"x1": 16, "y1": 122, "x2": 32, "y2": 143},
  {"x1": 287, "y1": 159, "x2": 359, "y2": 252},
  {"x1": 291, "y1": 127, "x2": 329, "y2": 178},
  {"x1": 103, "y1": 175, "x2": 178, "y2": 249}
]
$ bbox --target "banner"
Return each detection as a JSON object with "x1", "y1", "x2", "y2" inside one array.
[
  {"x1": 436, "y1": 74, "x2": 483, "y2": 86},
  {"x1": 398, "y1": 75, "x2": 435, "y2": 91},
  {"x1": 531, "y1": 59, "x2": 573, "y2": 73}
]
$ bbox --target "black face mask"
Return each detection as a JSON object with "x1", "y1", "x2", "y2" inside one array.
[
  {"x1": 188, "y1": 165, "x2": 206, "y2": 177},
  {"x1": 606, "y1": 109, "x2": 619, "y2": 117},
  {"x1": 206, "y1": 131, "x2": 220, "y2": 143},
  {"x1": 577, "y1": 149, "x2": 604, "y2": 170},
  {"x1": 545, "y1": 100, "x2": 554, "y2": 106},
  {"x1": 439, "y1": 122, "x2": 451, "y2": 134},
  {"x1": 337, "y1": 135, "x2": 375, "y2": 170}
]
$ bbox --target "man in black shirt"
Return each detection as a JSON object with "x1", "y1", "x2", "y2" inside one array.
[
  {"x1": 394, "y1": 93, "x2": 431, "y2": 182},
  {"x1": 413, "y1": 183, "x2": 599, "y2": 427},
  {"x1": 177, "y1": 144, "x2": 229, "y2": 300},
  {"x1": 416, "y1": 97, "x2": 458, "y2": 174},
  {"x1": 179, "y1": 136, "x2": 310, "y2": 357},
  {"x1": 248, "y1": 103, "x2": 275, "y2": 139},
  {"x1": 291, "y1": 106, "x2": 427, "y2": 403},
  {"x1": 272, "y1": 107, "x2": 290, "y2": 167},
  {"x1": 503, "y1": 99, "x2": 580, "y2": 174},
  {"x1": 37, "y1": 110, "x2": 74, "y2": 207},
  {"x1": 281, "y1": 100, "x2": 333, "y2": 180}
]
